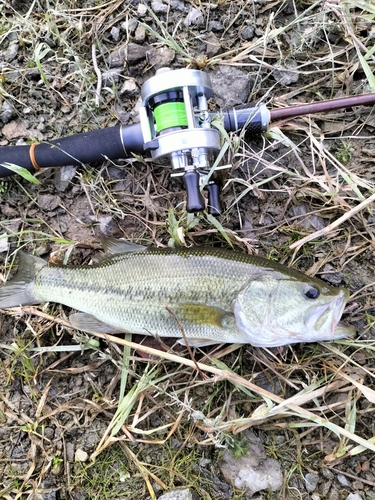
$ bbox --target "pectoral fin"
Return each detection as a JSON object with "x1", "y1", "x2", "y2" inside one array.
[
  {"x1": 69, "y1": 312, "x2": 128, "y2": 334},
  {"x1": 177, "y1": 303, "x2": 235, "y2": 328}
]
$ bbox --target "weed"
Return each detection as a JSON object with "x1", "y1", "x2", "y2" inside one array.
[{"x1": 333, "y1": 140, "x2": 355, "y2": 165}]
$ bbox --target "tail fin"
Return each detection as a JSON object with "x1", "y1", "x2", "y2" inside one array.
[{"x1": 0, "y1": 252, "x2": 47, "y2": 308}]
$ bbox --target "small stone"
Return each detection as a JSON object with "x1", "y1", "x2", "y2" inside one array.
[
  {"x1": 127, "y1": 42, "x2": 150, "y2": 63},
  {"x1": 0, "y1": 102, "x2": 16, "y2": 124},
  {"x1": 219, "y1": 431, "x2": 283, "y2": 497},
  {"x1": 287, "y1": 203, "x2": 325, "y2": 231},
  {"x1": 66, "y1": 442, "x2": 75, "y2": 462},
  {"x1": 37, "y1": 194, "x2": 62, "y2": 211},
  {"x1": 74, "y1": 448, "x2": 88, "y2": 462},
  {"x1": 273, "y1": 61, "x2": 300, "y2": 85},
  {"x1": 137, "y1": 3, "x2": 148, "y2": 16},
  {"x1": 170, "y1": 0, "x2": 185, "y2": 11},
  {"x1": 305, "y1": 473, "x2": 319, "y2": 492},
  {"x1": 134, "y1": 24, "x2": 146, "y2": 43},
  {"x1": 110, "y1": 26, "x2": 120, "y2": 42},
  {"x1": 0, "y1": 233, "x2": 9, "y2": 253},
  {"x1": 5, "y1": 42, "x2": 19, "y2": 62},
  {"x1": 98, "y1": 215, "x2": 119, "y2": 237},
  {"x1": 208, "y1": 20, "x2": 224, "y2": 31},
  {"x1": 211, "y1": 66, "x2": 250, "y2": 107},
  {"x1": 146, "y1": 46, "x2": 175, "y2": 70},
  {"x1": 151, "y1": 1, "x2": 168, "y2": 13},
  {"x1": 242, "y1": 25, "x2": 254, "y2": 40},
  {"x1": 120, "y1": 18, "x2": 137, "y2": 34},
  {"x1": 1, "y1": 121, "x2": 42, "y2": 141},
  {"x1": 54, "y1": 165, "x2": 77, "y2": 192},
  {"x1": 184, "y1": 8, "x2": 204, "y2": 27},
  {"x1": 347, "y1": 494, "x2": 363, "y2": 500},
  {"x1": 158, "y1": 488, "x2": 199, "y2": 500},
  {"x1": 205, "y1": 32, "x2": 221, "y2": 58},
  {"x1": 120, "y1": 78, "x2": 138, "y2": 96},
  {"x1": 39, "y1": 480, "x2": 58, "y2": 500},
  {"x1": 108, "y1": 46, "x2": 126, "y2": 68},
  {"x1": 320, "y1": 264, "x2": 344, "y2": 285},
  {"x1": 322, "y1": 469, "x2": 334, "y2": 479}
]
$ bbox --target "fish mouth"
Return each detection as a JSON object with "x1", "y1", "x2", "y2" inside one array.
[{"x1": 305, "y1": 290, "x2": 355, "y2": 339}]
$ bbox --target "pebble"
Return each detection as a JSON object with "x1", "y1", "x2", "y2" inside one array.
[
  {"x1": 0, "y1": 102, "x2": 16, "y2": 124},
  {"x1": 273, "y1": 61, "x2": 300, "y2": 85},
  {"x1": 146, "y1": 46, "x2": 175, "y2": 70},
  {"x1": 134, "y1": 24, "x2": 146, "y2": 43},
  {"x1": 210, "y1": 66, "x2": 250, "y2": 107},
  {"x1": 305, "y1": 472, "x2": 319, "y2": 492},
  {"x1": 127, "y1": 42, "x2": 150, "y2": 63},
  {"x1": 158, "y1": 489, "x2": 199, "y2": 500},
  {"x1": 320, "y1": 264, "x2": 344, "y2": 285},
  {"x1": 219, "y1": 431, "x2": 283, "y2": 497},
  {"x1": 137, "y1": 3, "x2": 148, "y2": 16},
  {"x1": 66, "y1": 442, "x2": 75, "y2": 462},
  {"x1": 208, "y1": 20, "x2": 224, "y2": 32},
  {"x1": 151, "y1": 1, "x2": 168, "y2": 14},
  {"x1": 288, "y1": 203, "x2": 325, "y2": 231},
  {"x1": 75, "y1": 449, "x2": 88, "y2": 462},
  {"x1": 37, "y1": 194, "x2": 62, "y2": 211},
  {"x1": 54, "y1": 165, "x2": 77, "y2": 192},
  {"x1": 120, "y1": 78, "x2": 138, "y2": 96},
  {"x1": 5, "y1": 42, "x2": 19, "y2": 62},
  {"x1": 205, "y1": 31, "x2": 221, "y2": 58},
  {"x1": 184, "y1": 8, "x2": 204, "y2": 27},
  {"x1": 39, "y1": 480, "x2": 58, "y2": 500},
  {"x1": 0, "y1": 233, "x2": 9, "y2": 253},
  {"x1": 347, "y1": 494, "x2": 363, "y2": 500},
  {"x1": 110, "y1": 26, "x2": 120, "y2": 42},
  {"x1": 242, "y1": 25, "x2": 255, "y2": 40},
  {"x1": 1, "y1": 120, "x2": 43, "y2": 141},
  {"x1": 170, "y1": 0, "x2": 185, "y2": 11},
  {"x1": 121, "y1": 18, "x2": 137, "y2": 34}
]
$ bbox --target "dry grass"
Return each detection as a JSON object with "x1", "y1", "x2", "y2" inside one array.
[{"x1": 1, "y1": 0, "x2": 375, "y2": 498}]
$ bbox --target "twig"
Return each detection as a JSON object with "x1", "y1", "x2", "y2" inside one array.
[
  {"x1": 290, "y1": 192, "x2": 375, "y2": 250},
  {"x1": 92, "y1": 42, "x2": 102, "y2": 107}
]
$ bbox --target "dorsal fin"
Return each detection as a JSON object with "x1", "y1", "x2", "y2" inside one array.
[{"x1": 101, "y1": 237, "x2": 147, "y2": 256}]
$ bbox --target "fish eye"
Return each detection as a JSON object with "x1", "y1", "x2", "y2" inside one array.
[{"x1": 304, "y1": 285, "x2": 320, "y2": 300}]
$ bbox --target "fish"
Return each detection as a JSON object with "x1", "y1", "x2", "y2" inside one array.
[{"x1": 0, "y1": 239, "x2": 355, "y2": 347}]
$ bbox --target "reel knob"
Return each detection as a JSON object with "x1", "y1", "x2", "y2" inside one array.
[
  {"x1": 183, "y1": 171, "x2": 205, "y2": 213},
  {"x1": 205, "y1": 182, "x2": 222, "y2": 216}
]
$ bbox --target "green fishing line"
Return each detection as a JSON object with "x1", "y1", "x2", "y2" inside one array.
[{"x1": 154, "y1": 102, "x2": 188, "y2": 132}]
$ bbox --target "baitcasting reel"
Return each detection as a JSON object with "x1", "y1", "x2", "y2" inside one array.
[
  {"x1": 139, "y1": 68, "x2": 223, "y2": 214},
  {"x1": 1, "y1": 67, "x2": 375, "y2": 215}
]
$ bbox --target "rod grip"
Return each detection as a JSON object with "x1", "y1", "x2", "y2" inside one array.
[
  {"x1": 0, "y1": 123, "x2": 144, "y2": 178},
  {"x1": 216, "y1": 103, "x2": 270, "y2": 134}
]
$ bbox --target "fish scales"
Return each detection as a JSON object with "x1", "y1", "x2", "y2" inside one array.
[
  {"x1": 34, "y1": 248, "x2": 261, "y2": 342},
  {"x1": 0, "y1": 244, "x2": 355, "y2": 347}
]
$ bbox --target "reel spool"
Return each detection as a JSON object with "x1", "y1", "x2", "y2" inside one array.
[{"x1": 139, "y1": 67, "x2": 222, "y2": 214}]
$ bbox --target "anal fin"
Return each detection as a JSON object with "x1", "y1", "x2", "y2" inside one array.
[{"x1": 69, "y1": 312, "x2": 127, "y2": 334}]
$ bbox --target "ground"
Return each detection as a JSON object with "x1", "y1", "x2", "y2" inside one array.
[{"x1": 1, "y1": 0, "x2": 375, "y2": 499}]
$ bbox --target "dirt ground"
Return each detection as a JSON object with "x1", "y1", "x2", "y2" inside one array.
[{"x1": 1, "y1": 0, "x2": 375, "y2": 499}]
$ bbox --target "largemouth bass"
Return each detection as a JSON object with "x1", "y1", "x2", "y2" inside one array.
[{"x1": 0, "y1": 240, "x2": 355, "y2": 347}]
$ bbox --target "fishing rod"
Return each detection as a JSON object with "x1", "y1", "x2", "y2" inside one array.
[{"x1": 1, "y1": 67, "x2": 374, "y2": 214}]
